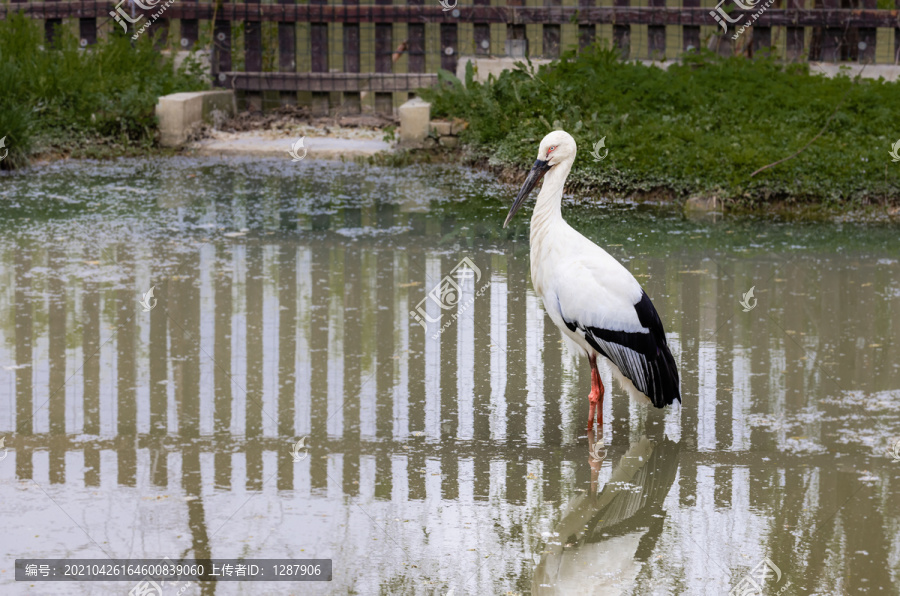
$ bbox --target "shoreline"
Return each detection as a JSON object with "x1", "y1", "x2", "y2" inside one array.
[{"x1": 17, "y1": 134, "x2": 900, "y2": 223}]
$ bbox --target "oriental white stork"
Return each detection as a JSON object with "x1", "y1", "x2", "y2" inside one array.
[{"x1": 503, "y1": 130, "x2": 681, "y2": 430}]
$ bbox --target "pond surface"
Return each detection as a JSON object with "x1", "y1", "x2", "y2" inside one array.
[{"x1": 1, "y1": 158, "x2": 899, "y2": 595}]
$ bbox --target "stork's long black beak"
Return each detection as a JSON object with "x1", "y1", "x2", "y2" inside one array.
[{"x1": 503, "y1": 158, "x2": 551, "y2": 228}]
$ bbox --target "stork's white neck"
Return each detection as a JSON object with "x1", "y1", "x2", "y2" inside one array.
[
  {"x1": 530, "y1": 157, "x2": 573, "y2": 237},
  {"x1": 529, "y1": 157, "x2": 574, "y2": 296}
]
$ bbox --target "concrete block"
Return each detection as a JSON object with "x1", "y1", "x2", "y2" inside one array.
[
  {"x1": 155, "y1": 90, "x2": 235, "y2": 148},
  {"x1": 450, "y1": 119, "x2": 468, "y2": 135},
  {"x1": 438, "y1": 136, "x2": 459, "y2": 148},
  {"x1": 398, "y1": 98, "x2": 431, "y2": 147},
  {"x1": 430, "y1": 120, "x2": 452, "y2": 136}
]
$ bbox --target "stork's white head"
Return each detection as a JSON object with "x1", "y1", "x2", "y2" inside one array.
[{"x1": 504, "y1": 130, "x2": 577, "y2": 228}]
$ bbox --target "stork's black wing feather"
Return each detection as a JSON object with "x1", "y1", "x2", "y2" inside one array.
[{"x1": 565, "y1": 291, "x2": 681, "y2": 408}]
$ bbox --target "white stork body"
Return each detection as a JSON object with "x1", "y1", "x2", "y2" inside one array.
[{"x1": 504, "y1": 131, "x2": 680, "y2": 428}]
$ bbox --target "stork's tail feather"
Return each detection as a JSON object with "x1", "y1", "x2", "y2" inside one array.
[{"x1": 652, "y1": 342, "x2": 681, "y2": 408}]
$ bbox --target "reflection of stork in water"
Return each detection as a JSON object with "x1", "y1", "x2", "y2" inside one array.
[
  {"x1": 532, "y1": 433, "x2": 681, "y2": 595},
  {"x1": 504, "y1": 131, "x2": 681, "y2": 431}
]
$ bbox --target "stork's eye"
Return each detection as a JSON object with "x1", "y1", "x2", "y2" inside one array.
[{"x1": 547, "y1": 145, "x2": 557, "y2": 156}]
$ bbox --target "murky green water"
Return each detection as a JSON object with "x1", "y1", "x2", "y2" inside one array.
[{"x1": 1, "y1": 158, "x2": 899, "y2": 595}]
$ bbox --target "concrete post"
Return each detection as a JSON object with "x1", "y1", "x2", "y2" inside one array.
[
  {"x1": 155, "y1": 90, "x2": 235, "y2": 148},
  {"x1": 398, "y1": 98, "x2": 431, "y2": 147}
]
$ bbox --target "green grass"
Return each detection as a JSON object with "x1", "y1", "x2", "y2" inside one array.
[
  {"x1": 421, "y1": 45, "x2": 900, "y2": 210},
  {"x1": 0, "y1": 13, "x2": 206, "y2": 169}
]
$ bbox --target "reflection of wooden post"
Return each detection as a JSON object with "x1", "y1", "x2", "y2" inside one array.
[
  {"x1": 504, "y1": 254, "x2": 527, "y2": 504},
  {"x1": 214, "y1": 244, "x2": 233, "y2": 490},
  {"x1": 83, "y1": 251, "x2": 100, "y2": 439},
  {"x1": 150, "y1": 439, "x2": 168, "y2": 488},
  {"x1": 278, "y1": 245, "x2": 297, "y2": 491},
  {"x1": 713, "y1": 260, "x2": 733, "y2": 453},
  {"x1": 473, "y1": 258, "x2": 491, "y2": 500},
  {"x1": 246, "y1": 246, "x2": 264, "y2": 440},
  {"x1": 677, "y1": 259, "x2": 699, "y2": 508},
  {"x1": 541, "y1": 304, "x2": 562, "y2": 502},
  {"x1": 309, "y1": 245, "x2": 330, "y2": 492},
  {"x1": 343, "y1": 230, "x2": 362, "y2": 496},
  {"x1": 542, "y1": 315, "x2": 562, "y2": 447},
  {"x1": 118, "y1": 247, "x2": 136, "y2": 439},
  {"x1": 117, "y1": 250, "x2": 137, "y2": 489},
  {"x1": 473, "y1": 261, "x2": 492, "y2": 438},
  {"x1": 407, "y1": 241, "x2": 426, "y2": 501},
  {"x1": 748, "y1": 261, "x2": 770, "y2": 453},
  {"x1": 182, "y1": 442, "x2": 213, "y2": 579},
  {"x1": 15, "y1": 249, "x2": 33, "y2": 480},
  {"x1": 440, "y1": 253, "x2": 459, "y2": 501},
  {"x1": 150, "y1": 270, "x2": 168, "y2": 437},
  {"x1": 375, "y1": 208, "x2": 395, "y2": 499},
  {"x1": 49, "y1": 248, "x2": 67, "y2": 484},
  {"x1": 180, "y1": 255, "x2": 201, "y2": 440}
]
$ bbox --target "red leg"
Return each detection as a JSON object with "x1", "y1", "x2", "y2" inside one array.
[{"x1": 586, "y1": 353, "x2": 605, "y2": 431}]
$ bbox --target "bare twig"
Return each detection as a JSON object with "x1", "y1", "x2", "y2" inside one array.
[{"x1": 750, "y1": 64, "x2": 867, "y2": 178}]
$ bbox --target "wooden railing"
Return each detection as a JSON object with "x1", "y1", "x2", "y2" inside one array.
[{"x1": 6, "y1": 0, "x2": 900, "y2": 111}]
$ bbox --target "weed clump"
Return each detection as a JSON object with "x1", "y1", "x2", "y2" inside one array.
[
  {"x1": 0, "y1": 13, "x2": 206, "y2": 169},
  {"x1": 421, "y1": 45, "x2": 900, "y2": 209}
]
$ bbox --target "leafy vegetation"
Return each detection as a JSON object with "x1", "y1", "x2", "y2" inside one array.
[
  {"x1": 421, "y1": 45, "x2": 900, "y2": 209},
  {"x1": 0, "y1": 13, "x2": 206, "y2": 169}
]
